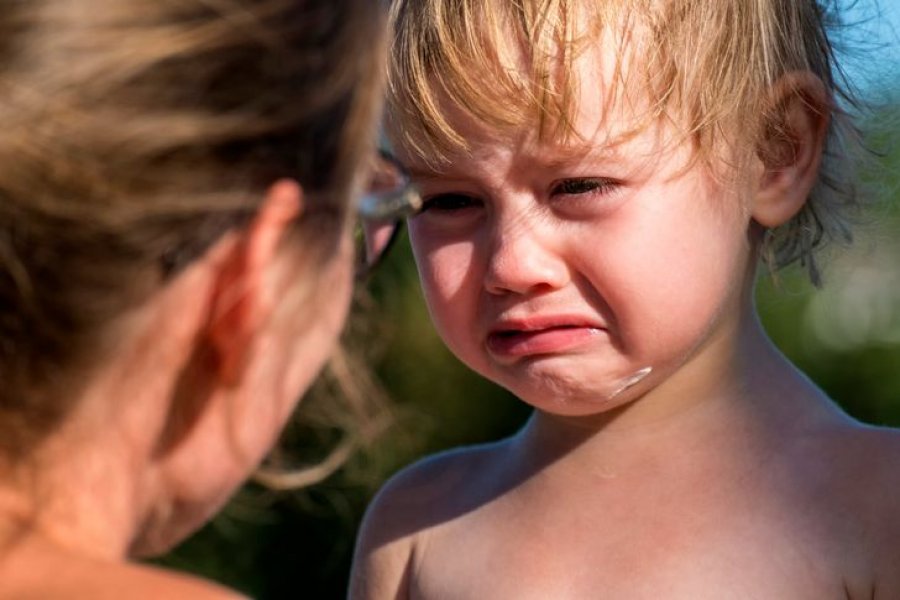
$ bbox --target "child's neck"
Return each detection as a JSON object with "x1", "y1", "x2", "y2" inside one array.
[{"x1": 513, "y1": 312, "x2": 848, "y2": 481}]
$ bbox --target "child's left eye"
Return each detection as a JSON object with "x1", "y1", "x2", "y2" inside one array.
[{"x1": 551, "y1": 178, "x2": 618, "y2": 196}]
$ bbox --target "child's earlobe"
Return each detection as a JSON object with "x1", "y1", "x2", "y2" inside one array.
[{"x1": 752, "y1": 71, "x2": 830, "y2": 228}]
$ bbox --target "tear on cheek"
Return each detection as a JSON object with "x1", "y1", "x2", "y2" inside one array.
[{"x1": 608, "y1": 366, "x2": 653, "y2": 399}]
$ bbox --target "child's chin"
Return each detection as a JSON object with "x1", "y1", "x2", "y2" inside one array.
[
  {"x1": 500, "y1": 363, "x2": 654, "y2": 416},
  {"x1": 510, "y1": 384, "x2": 641, "y2": 417},
  {"x1": 521, "y1": 393, "x2": 637, "y2": 418}
]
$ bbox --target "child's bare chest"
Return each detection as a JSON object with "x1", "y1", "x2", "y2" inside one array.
[{"x1": 409, "y1": 482, "x2": 870, "y2": 599}]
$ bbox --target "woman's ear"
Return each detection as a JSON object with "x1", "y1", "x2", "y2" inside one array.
[
  {"x1": 752, "y1": 71, "x2": 830, "y2": 228},
  {"x1": 142, "y1": 180, "x2": 304, "y2": 527},
  {"x1": 206, "y1": 178, "x2": 304, "y2": 385}
]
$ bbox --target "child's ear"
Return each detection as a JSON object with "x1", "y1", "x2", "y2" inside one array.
[
  {"x1": 206, "y1": 178, "x2": 303, "y2": 385},
  {"x1": 752, "y1": 71, "x2": 830, "y2": 228}
]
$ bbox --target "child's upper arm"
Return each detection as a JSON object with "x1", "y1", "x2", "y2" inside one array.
[
  {"x1": 843, "y1": 427, "x2": 900, "y2": 597},
  {"x1": 349, "y1": 455, "x2": 457, "y2": 600},
  {"x1": 348, "y1": 446, "x2": 493, "y2": 600},
  {"x1": 348, "y1": 485, "x2": 415, "y2": 600}
]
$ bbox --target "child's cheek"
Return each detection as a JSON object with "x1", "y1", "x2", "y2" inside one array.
[
  {"x1": 579, "y1": 185, "x2": 750, "y2": 354},
  {"x1": 408, "y1": 225, "x2": 480, "y2": 348}
]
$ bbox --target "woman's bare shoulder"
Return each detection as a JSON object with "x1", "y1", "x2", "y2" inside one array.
[{"x1": 0, "y1": 551, "x2": 245, "y2": 600}]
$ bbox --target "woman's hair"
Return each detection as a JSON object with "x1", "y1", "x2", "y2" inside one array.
[
  {"x1": 0, "y1": 0, "x2": 387, "y2": 459},
  {"x1": 387, "y1": 0, "x2": 869, "y2": 284}
]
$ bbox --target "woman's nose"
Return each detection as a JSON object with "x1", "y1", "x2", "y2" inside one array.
[{"x1": 483, "y1": 215, "x2": 569, "y2": 296}]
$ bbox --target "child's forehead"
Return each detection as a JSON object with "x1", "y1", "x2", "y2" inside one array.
[
  {"x1": 388, "y1": 0, "x2": 858, "y2": 283},
  {"x1": 390, "y1": 47, "x2": 667, "y2": 176},
  {"x1": 386, "y1": 8, "x2": 667, "y2": 169},
  {"x1": 393, "y1": 116, "x2": 680, "y2": 185}
]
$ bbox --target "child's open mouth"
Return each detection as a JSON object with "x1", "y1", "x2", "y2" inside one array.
[{"x1": 486, "y1": 325, "x2": 602, "y2": 358}]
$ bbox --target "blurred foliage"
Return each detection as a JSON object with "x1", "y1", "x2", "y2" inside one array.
[{"x1": 156, "y1": 104, "x2": 900, "y2": 598}]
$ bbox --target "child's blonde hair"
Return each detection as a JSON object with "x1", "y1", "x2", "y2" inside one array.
[{"x1": 387, "y1": 0, "x2": 865, "y2": 284}]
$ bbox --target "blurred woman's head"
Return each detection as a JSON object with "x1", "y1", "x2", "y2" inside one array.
[{"x1": 0, "y1": 0, "x2": 387, "y2": 555}]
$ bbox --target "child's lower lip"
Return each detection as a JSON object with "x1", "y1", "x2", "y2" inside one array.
[{"x1": 486, "y1": 326, "x2": 602, "y2": 358}]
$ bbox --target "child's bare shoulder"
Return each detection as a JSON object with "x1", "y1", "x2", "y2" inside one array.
[
  {"x1": 351, "y1": 439, "x2": 515, "y2": 598},
  {"x1": 843, "y1": 423, "x2": 900, "y2": 513},
  {"x1": 363, "y1": 438, "x2": 514, "y2": 532},
  {"x1": 823, "y1": 421, "x2": 900, "y2": 489},
  {"x1": 801, "y1": 418, "x2": 900, "y2": 500},
  {"x1": 814, "y1": 420, "x2": 900, "y2": 590}
]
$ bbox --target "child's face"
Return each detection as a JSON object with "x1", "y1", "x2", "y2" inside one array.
[{"x1": 399, "y1": 43, "x2": 758, "y2": 416}]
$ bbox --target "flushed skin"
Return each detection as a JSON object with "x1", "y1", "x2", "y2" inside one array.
[{"x1": 349, "y1": 30, "x2": 900, "y2": 600}]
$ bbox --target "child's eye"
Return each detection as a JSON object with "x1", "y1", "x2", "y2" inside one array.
[
  {"x1": 551, "y1": 178, "x2": 618, "y2": 197},
  {"x1": 547, "y1": 177, "x2": 626, "y2": 219},
  {"x1": 419, "y1": 193, "x2": 481, "y2": 213}
]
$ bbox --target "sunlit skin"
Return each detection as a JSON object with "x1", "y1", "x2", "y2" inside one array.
[
  {"x1": 400, "y1": 33, "x2": 762, "y2": 424},
  {"x1": 350, "y1": 39, "x2": 900, "y2": 600},
  {"x1": 404, "y1": 120, "x2": 753, "y2": 420}
]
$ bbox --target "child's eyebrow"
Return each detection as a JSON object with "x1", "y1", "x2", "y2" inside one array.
[
  {"x1": 403, "y1": 143, "x2": 627, "y2": 181},
  {"x1": 405, "y1": 166, "x2": 457, "y2": 181},
  {"x1": 405, "y1": 165, "x2": 440, "y2": 178},
  {"x1": 536, "y1": 144, "x2": 623, "y2": 168}
]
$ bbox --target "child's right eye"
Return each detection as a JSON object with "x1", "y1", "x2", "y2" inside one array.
[{"x1": 419, "y1": 193, "x2": 481, "y2": 213}]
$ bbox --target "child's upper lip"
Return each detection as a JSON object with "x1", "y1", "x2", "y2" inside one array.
[{"x1": 489, "y1": 314, "x2": 605, "y2": 335}]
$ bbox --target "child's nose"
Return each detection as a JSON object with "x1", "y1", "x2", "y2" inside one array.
[{"x1": 483, "y1": 216, "x2": 569, "y2": 296}]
